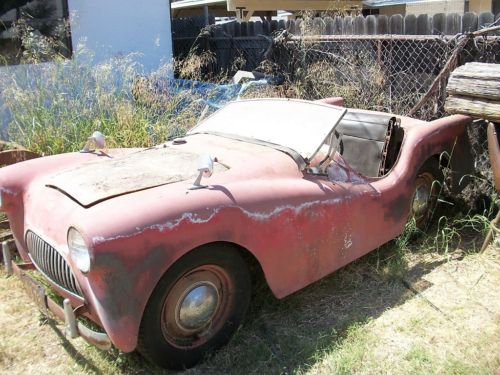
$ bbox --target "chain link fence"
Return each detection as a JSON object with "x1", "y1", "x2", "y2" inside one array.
[
  {"x1": 266, "y1": 35, "x2": 499, "y2": 120},
  {"x1": 173, "y1": 34, "x2": 499, "y2": 120}
]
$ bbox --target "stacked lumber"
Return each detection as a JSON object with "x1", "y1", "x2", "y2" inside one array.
[{"x1": 445, "y1": 62, "x2": 500, "y2": 122}]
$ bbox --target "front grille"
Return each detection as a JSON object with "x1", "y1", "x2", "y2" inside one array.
[{"x1": 26, "y1": 231, "x2": 82, "y2": 296}]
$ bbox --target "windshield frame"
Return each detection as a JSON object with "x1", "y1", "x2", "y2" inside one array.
[{"x1": 188, "y1": 98, "x2": 347, "y2": 170}]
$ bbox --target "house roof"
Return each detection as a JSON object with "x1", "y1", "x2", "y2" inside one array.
[
  {"x1": 362, "y1": 0, "x2": 443, "y2": 7},
  {"x1": 172, "y1": 0, "x2": 362, "y2": 11},
  {"x1": 171, "y1": 0, "x2": 226, "y2": 10}
]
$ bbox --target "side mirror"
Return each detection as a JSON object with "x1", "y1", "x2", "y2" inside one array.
[
  {"x1": 190, "y1": 155, "x2": 214, "y2": 190},
  {"x1": 81, "y1": 131, "x2": 106, "y2": 153}
]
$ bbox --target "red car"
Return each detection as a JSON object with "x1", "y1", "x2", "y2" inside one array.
[{"x1": 0, "y1": 98, "x2": 473, "y2": 369}]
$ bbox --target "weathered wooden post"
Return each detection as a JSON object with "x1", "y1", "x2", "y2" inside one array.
[{"x1": 445, "y1": 62, "x2": 500, "y2": 251}]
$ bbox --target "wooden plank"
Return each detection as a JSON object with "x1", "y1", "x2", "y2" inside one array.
[
  {"x1": 254, "y1": 20, "x2": 263, "y2": 35},
  {"x1": 324, "y1": 16, "x2": 334, "y2": 35},
  {"x1": 295, "y1": 18, "x2": 303, "y2": 35},
  {"x1": 462, "y1": 12, "x2": 478, "y2": 32},
  {"x1": 377, "y1": 15, "x2": 388, "y2": 35},
  {"x1": 240, "y1": 21, "x2": 248, "y2": 36},
  {"x1": 445, "y1": 95, "x2": 500, "y2": 121},
  {"x1": 432, "y1": 13, "x2": 446, "y2": 34},
  {"x1": 353, "y1": 15, "x2": 365, "y2": 35},
  {"x1": 404, "y1": 14, "x2": 417, "y2": 35},
  {"x1": 478, "y1": 11, "x2": 494, "y2": 29},
  {"x1": 234, "y1": 21, "x2": 241, "y2": 37},
  {"x1": 313, "y1": 17, "x2": 325, "y2": 35},
  {"x1": 366, "y1": 15, "x2": 377, "y2": 35},
  {"x1": 248, "y1": 21, "x2": 255, "y2": 36},
  {"x1": 222, "y1": 22, "x2": 231, "y2": 36},
  {"x1": 333, "y1": 15, "x2": 342, "y2": 35},
  {"x1": 343, "y1": 16, "x2": 353, "y2": 34},
  {"x1": 290, "y1": 35, "x2": 458, "y2": 41},
  {"x1": 271, "y1": 20, "x2": 278, "y2": 32},
  {"x1": 449, "y1": 62, "x2": 500, "y2": 77},
  {"x1": 445, "y1": 13, "x2": 461, "y2": 35},
  {"x1": 214, "y1": 26, "x2": 224, "y2": 37},
  {"x1": 262, "y1": 20, "x2": 270, "y2": 35},
  {"x1": 389, "y1": 14, "x2": 403, "y2": 34},
  {"x1": 447, "y1": 78, "x2": 500, "y2": 100},
  {"x1": 417, "y1": 14, "x2": 431, "y2": 35},
  {"x1": 446, "y1": 62, "x2": 500, "y2": 101},
  {"x1": 226, "y1": 21, "x2": 236, "y2": 36}
]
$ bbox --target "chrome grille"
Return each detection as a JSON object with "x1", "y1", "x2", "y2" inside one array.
[{"x1": 26, "y1": 231, "x2": 81, "y2": 296}]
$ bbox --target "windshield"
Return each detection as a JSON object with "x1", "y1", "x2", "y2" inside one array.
[{"x1": 188, "y1": 99, "x2": 346, "y2": 167}]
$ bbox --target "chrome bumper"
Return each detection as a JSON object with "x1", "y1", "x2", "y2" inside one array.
[{"x1": 2, "y1": 240, "x2": 112, "y2": 350}]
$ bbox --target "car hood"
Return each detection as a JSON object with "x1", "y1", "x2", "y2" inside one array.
[{"x1": 45, "y1": 147, "x2": 228, "y2": 207}]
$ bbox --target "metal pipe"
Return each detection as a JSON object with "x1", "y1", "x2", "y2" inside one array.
[
  {"x1": 63, "y1": 299, "x2": 78, "y2": 339},
  {"x1": 203, "y1": 5, "x2": 209, "y2": 27},
  {"x1": 2, "y1": 241, "x2": 12, "y2": 276}
]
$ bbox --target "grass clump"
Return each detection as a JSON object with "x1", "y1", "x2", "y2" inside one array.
[
  {"x1": 0, "y1": 23, "x2": 230, "y2": 155},
  {"x1": 0, "y1": 48, "x2": 205, "y2": 155}
]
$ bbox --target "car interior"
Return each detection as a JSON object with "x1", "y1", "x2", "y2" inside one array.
[{"x1": 311, "y1": 99, "x2": 405, "y2": 178}]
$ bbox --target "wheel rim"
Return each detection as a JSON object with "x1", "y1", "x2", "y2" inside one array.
[
  {"x1": 161, "y1": 265, "x2": 234, "y2": 348},
  {"x1": 411, "y1": 172, "x2": 435, "y2": 225}
]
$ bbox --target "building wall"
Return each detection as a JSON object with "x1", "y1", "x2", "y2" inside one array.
[
  {"x1": 468, "y1": 0, "x2": 492, "y2": 13},
  {"x1": 406, "y1": 1, "x2": 465, "y2": 16},
  {"x1": 377, "y1": 1, "x2": 467, "y2": 16},
  {"x1": 378, "y1": 5, "x2": 406, "y2": 16},
  {"x1": 68, "y1": 0, "x2": 173, "y2": 72}
]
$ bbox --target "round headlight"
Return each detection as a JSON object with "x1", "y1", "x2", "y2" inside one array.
[{"x1": 68, "y1": 228, "x2": 91, "y2": 273}]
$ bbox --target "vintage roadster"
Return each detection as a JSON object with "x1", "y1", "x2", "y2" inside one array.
[{"x1": 0, "y1": 98, "x2": 473, "y2": 369}]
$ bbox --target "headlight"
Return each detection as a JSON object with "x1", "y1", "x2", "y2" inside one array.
[{"x1": 68, "y1": 228, "x2": 91, "y2": 273}]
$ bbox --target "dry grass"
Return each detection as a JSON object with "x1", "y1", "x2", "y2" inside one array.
[{"x1": 0, "y1": 238, "x2": 498, "y2": 374}]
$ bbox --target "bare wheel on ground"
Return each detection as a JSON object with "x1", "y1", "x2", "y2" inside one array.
[{"x1": 410, "y1": 158, "x2": 443, "y2": 229}]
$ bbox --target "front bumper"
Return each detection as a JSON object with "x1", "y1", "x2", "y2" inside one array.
[{"x1": 2, "y1": 240, "x2": 112, "y2": 350}]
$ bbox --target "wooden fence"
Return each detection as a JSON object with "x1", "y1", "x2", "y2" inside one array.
[{"x1": 207, "y1": 11, "x2": 499, "y2": 37}]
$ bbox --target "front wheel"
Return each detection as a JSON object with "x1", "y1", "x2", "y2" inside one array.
[
  {"x1": 138, "y1": 245, "x2": 251, "y2": 370},
  {"x1": 410, "y1": 159, "x2": 444, "y2": 229}
]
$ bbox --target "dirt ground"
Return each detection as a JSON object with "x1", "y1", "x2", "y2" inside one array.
[{"x1": 0, "y1": 244, "x2": 498, "y2": 375}]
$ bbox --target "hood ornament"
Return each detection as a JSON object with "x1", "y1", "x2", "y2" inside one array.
[{"x1": 190, "y1": 155, "x2": 215, "y2": 190}]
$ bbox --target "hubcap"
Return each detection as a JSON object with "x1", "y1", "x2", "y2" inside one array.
[
  {"x1": 177, "y1": 282, "x2": 220, "y2": 331},
  {"x1": 411, "y1": 172, "x2": 436, "y2": 226},
  {"x1": 412, "y1": 182, "x2": 430, "y2": 216},
  {"x1": 160, "y1": 266, "x2": 234, "y2": 348}
]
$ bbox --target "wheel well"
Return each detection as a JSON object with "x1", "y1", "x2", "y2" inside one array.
[
  {"x1": 434, "y1": 152, "x2": 450, "y2": 169},
  {"x1": 419, "y1": 154, "x2": 448, "y2": 173},
  {"x1": 204, "y1": 241, "x2": 267, "y2": 286}
]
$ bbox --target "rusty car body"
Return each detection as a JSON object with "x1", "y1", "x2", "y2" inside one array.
[{"x1": 0, "y1": 98, "x2": 473, "y2": 369}]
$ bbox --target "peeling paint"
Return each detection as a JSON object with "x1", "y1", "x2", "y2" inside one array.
[
  {"x1": 92, "y1": 198, "x2": 343, "y2": 246},
  {"x1": 0, "y1": 187, "x2": 17, "y2": 196},
  {"x1": 344, "y1": 233, "x2": 353, "y2": 249}
]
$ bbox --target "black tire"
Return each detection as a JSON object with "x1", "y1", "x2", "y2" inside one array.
[
  {"x1": 138, "y1": 244, "x2": 251, "y2": 370},
  {"x1": 410, "y1": 158, "x2": 444, "y2": 230}
]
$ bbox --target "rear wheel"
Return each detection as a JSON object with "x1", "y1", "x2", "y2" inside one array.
[
  {"x1": 138, "y1": 245, "x2": 251, "y2": 370},
  {"x1": 410, "y1": 159, "x2": 443, "y2": 229}
]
